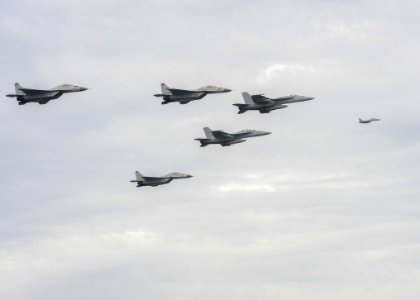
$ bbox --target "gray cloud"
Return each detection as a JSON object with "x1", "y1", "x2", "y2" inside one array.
[{"x1": 1, "y1": 0, "x2": 420, "y2": 299}]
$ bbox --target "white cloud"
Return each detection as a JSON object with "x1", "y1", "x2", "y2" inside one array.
[
  {"x1": 256, "y1": 63, "x2": 319, "y2": 85},
  {"x1": 1, "y1": 0, "x2": 420, "y2": 299}
]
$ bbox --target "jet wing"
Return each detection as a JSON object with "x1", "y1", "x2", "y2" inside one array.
[
  {"x1": 168, "y1": 88, "x2": 194, "y2": 95},
  {"x1": 19, "y1": 88, "x2": 51, "y2": 95},
  {"x1": 252, "y1": 94, "x2": 273, "y2": 103},
  {"x1": 212, "y1": 130, "x2": 233, "y2": 139},
  {"x1": 141, "y1": 176, "x2": 158, "y2": 181}
]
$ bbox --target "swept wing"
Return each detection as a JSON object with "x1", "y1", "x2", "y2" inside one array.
[
  {"x1": 18, "y1": 88, "x2": 55, "y2": 95},
  {"x1": 252, "y1": 94, "x2": 273, "y2": 103},
  {"x1": 141, "y1": 176, "x2": 160, "y2": 181},
  {"x1": 167, "y1": 88, "x2": 195, "y2": 96},
  {"x1": 212, "y1": 130, "x2": 233, "y2": 139}
]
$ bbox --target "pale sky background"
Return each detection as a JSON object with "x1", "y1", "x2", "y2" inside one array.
[{"x1": 1, "y1": 0, "x2": 420, "y2": 299}]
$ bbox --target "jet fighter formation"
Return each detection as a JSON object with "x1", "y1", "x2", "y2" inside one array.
[
  {"x1": 5, "y1": 80, "x2": 382, "y2": 189},
  {"x1": 195, "y1": 127, "x2": 271, "y2": 147},
  {"x1": 233, "y1": 92, "x2": 314, "y2": 114},
  {"x1": 154, "y1": 83, "x2": 231, "y2": 105},
  {"x1": 6, "y1": 83, "x2": 87, "y2": 105}
]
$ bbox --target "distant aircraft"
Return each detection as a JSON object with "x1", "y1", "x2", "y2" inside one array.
[
  {"x1": 154, "y1": 83, "x2": 231, "y2": 104},
  {"x1": 359, "y1": 118, "x2": 380, "y2": 123},
  {"x1": 130, "y1": 171, "x2": 192, "y2": 187},
  {"x1": 6, "y1": 83, "x2": 87, "y2": 105},
  {"x1": 195, "y1": 127, "x2": 271, "y2": 147},
  {"x1": 233, "y1": 92, "x2": 314, "y2": 114}
]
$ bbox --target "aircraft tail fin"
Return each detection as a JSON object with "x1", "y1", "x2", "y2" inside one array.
[
  {"x1": 161, "y1": 83, "x2": 172, "y2": 95},
  {"x1": 242, "y1": 92, "x2": 254, "y2": 105},
  {"x1": 203, "y1": 127, "x2": 214, "y2": 139},
  {"x1": 14, "y1": 83, "x2": 25, "y2": 96},
  {"x1": 135, "y1": 171, "x2": 145, "y2": 181},
  {"x1": 359, "y1": 118, "x2": 363, "y2": 123}
]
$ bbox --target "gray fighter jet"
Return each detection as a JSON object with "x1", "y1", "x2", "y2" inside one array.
[
  {"x1": 130, "y1": 171, "x2": 192, "y2": 187},
  {"x1": 6, "y1": 82, "x2": 88, "y2": 105},
  {"x1": 154, "y1": 83, "x2": 231, "y2": 104},
  {"x1": 233, "y1": 92, "x2": 314, "y2": 114},
  {"x1": 359, "y1": 118, "x2": 380, "y2": 123},
  {"x1": 195, "y1": 127, "x2": 271, "y2": 147}
]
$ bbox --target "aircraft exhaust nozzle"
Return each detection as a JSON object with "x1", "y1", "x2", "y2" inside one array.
[
  {"x1": 233, "y1": 103, "x2": 248, "y2": 114},
  {"x1": 194, "y1": 138, "x2": 209, "y2": 147}
]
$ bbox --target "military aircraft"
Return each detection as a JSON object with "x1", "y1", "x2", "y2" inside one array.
[
  {"x1": 130, "y1": 171, "x2": 193, "y2": 187},
  {"x1": 359, "y1": 118, "x2": 380, "y2": 123},
  {"x1": 195, "y1": 127, "x2": 271, "y2": 147},
  {"x1": 233, "y1": 92, "x2": 314, "y2": 114},
  {"x1": 6, "y1": 82, "x2": 88, "y2": 105},
  {"x1": 154, "y1": 83, "x2": 231, "y2": 104}
]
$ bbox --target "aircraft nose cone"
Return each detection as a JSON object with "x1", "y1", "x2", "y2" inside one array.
[
  {"x1": 307, "y1": 96, "x2": 314, "y2": 100},
  {"x1": 225, "y1": 88, "x2": 232, "y2": 93},
  {"x1": 80, "y1": 87, "x2": 88, "y2": 91},
  {"x1": 261, "y1": 131, "x2": 271, "y2": 136}
]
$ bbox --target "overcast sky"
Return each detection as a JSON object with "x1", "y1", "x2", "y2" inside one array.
[{"x1": 1, "y1": 0, "x2": 420, "y2": 299}]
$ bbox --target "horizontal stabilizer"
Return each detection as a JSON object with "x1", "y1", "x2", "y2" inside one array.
[
  {"x1": 194, "y1": 138, "x2": 210, "y2": 147},
  {"x1": 233, "y1": 103, "x2": 248, "y2": 114}
]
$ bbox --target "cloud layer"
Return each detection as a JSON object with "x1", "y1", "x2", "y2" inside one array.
[{"x1": 1, "y1": 0, "x2": 420, "y2": 299}]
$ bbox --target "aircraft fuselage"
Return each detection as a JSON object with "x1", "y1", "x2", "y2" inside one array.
[
  {"x1": 18, "y1": 91, "x2": 63, "y2": 103},
  {"x1": 163, "y1": 92, "x2": 207, "y2": 102}
]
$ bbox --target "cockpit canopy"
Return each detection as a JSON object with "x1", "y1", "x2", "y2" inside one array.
[
  {"x1": 196, "y1": 85, "x2": 222, "y2": 91},
  {"x1": 234, "y1": 129, "x2": 254, "y2": 134},
  {"x1": 54, "y1": 84, "x2": 78, "y2": 90}
]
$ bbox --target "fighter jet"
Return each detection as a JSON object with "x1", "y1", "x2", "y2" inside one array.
[
  {"x1": 195, "y1": 127, "x2": 271, "y2": 147},
  {"x1": 154, "y1": 83, "x2": 231, "y2": 104},
  {"x1": 130, "y1": 171, "x2": 192, "y2": 187},
  {"x1": 233, "y1": 92, "x2": 314, "y2": 114},
  {"x1": 359, "y1": 118, "x2": 380, "y2": 124},
  {"x1": 6, "y1": 82, "x2": 88, "y2": 105}
]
